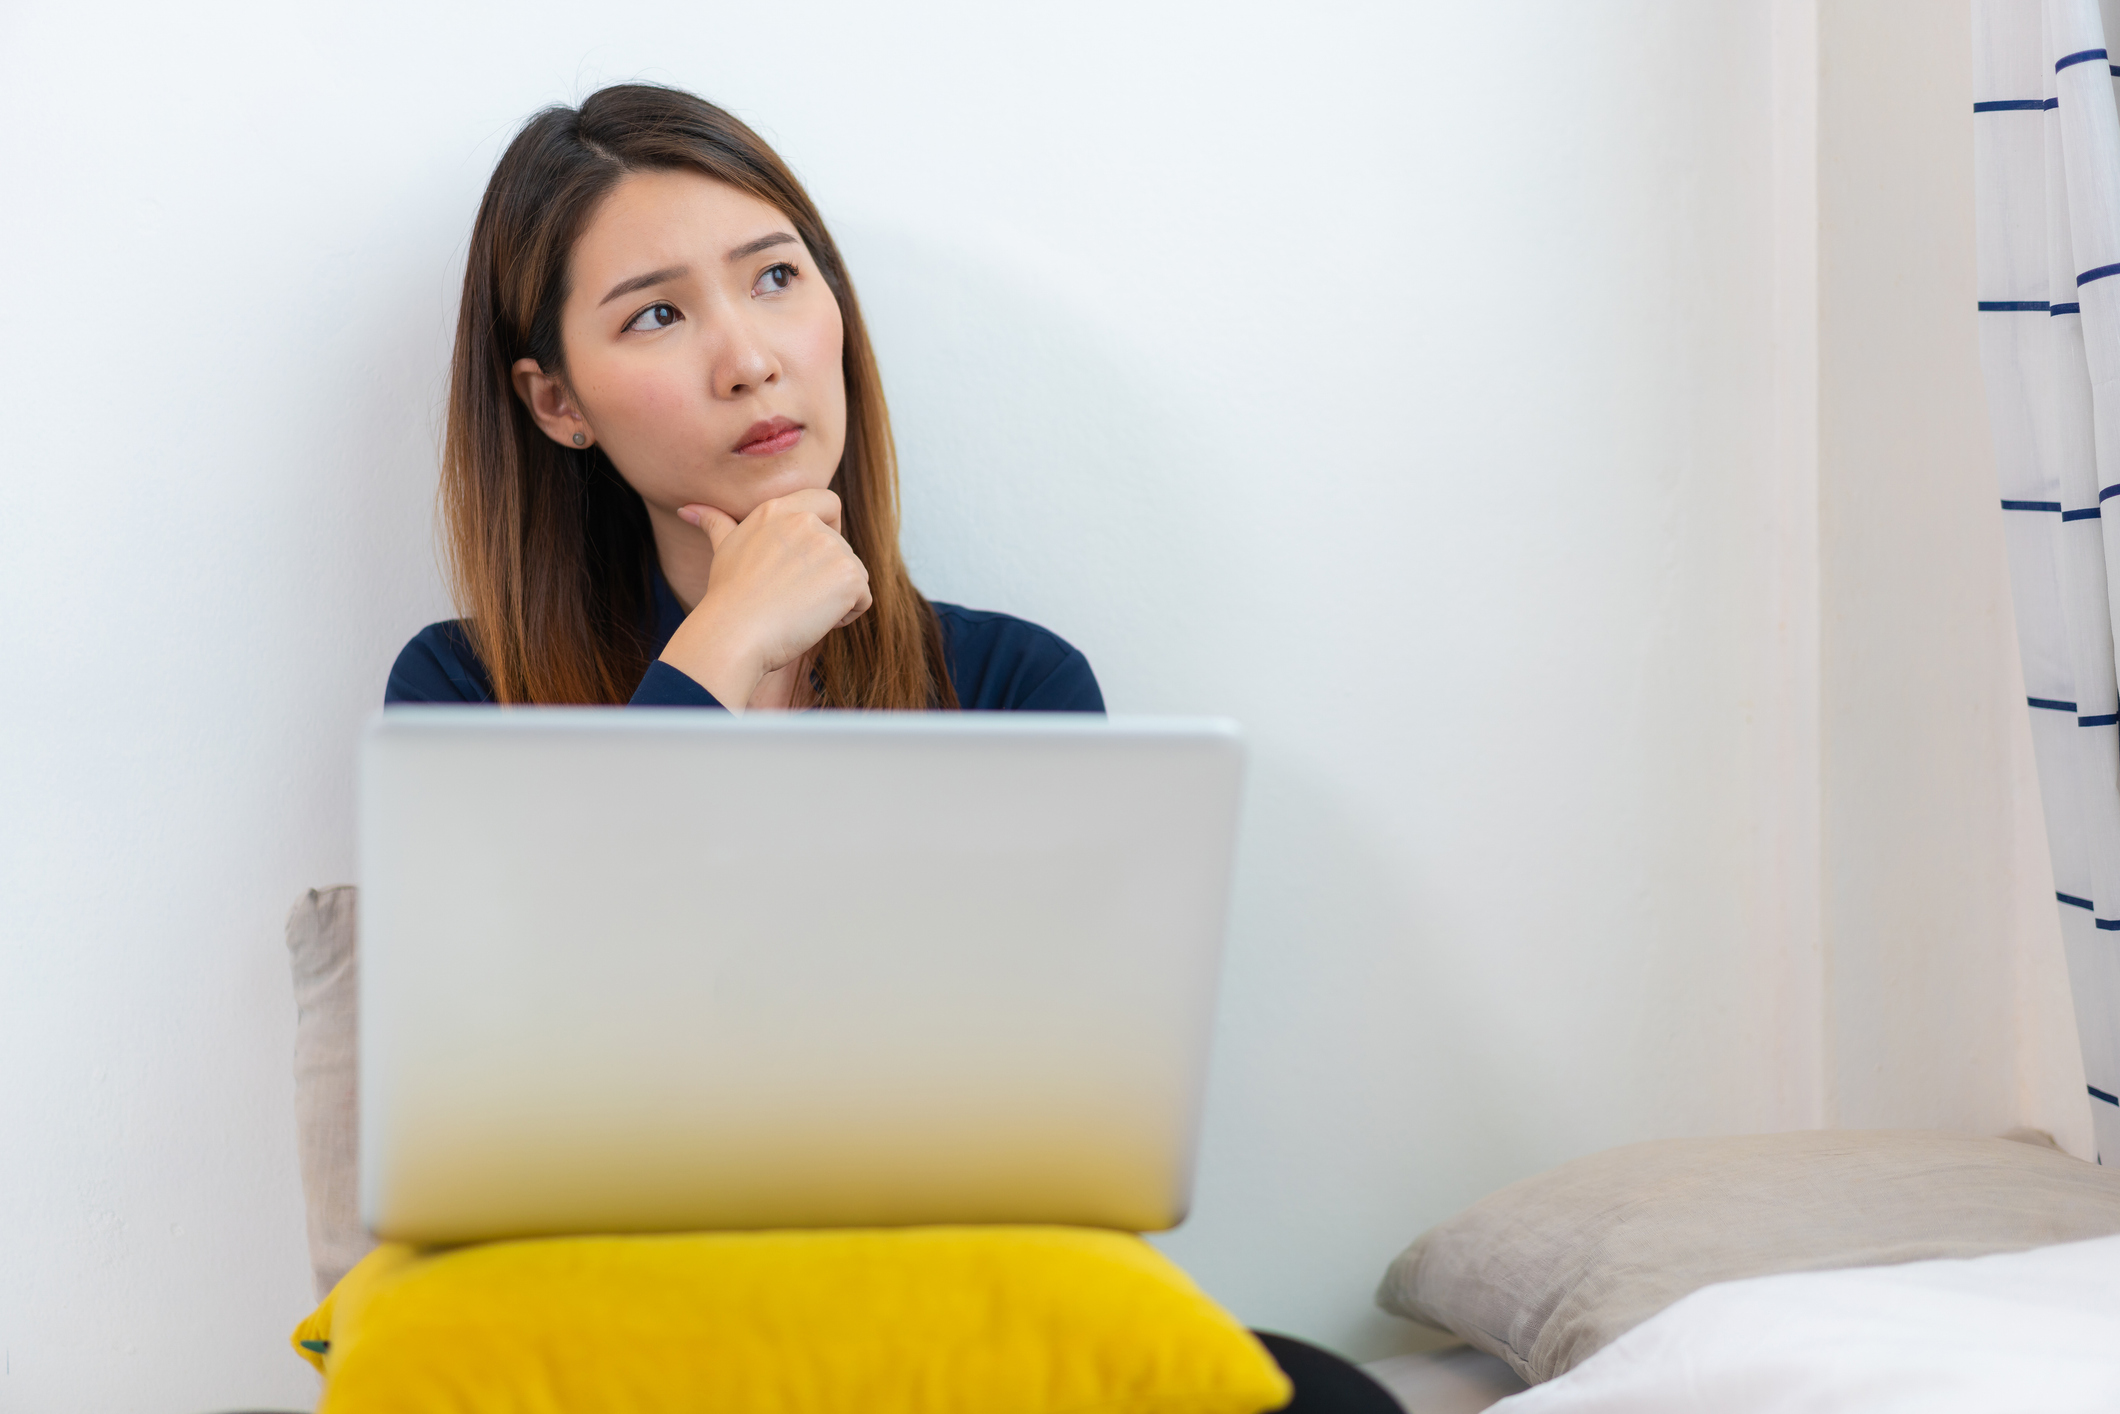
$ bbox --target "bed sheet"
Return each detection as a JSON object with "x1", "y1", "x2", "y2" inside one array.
[{"x1": 1488, "y1": 1231, "x2": 2120, "y2": 1413}]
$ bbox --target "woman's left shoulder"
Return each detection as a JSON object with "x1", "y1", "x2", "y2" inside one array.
[{"x1": 931, "y1": 602, "x2": 1105, "y2": 713}]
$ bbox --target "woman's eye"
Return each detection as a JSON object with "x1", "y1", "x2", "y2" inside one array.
[
  {"x1": 624, "y1": 302, "x2": 681, "y2": 333},
  {"x1": 755, "y1": 263, "x2": 796, "y2": 295}
]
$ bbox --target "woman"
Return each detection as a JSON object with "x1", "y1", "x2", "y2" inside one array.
[
  {"x1": 381, "y1": 84, "x2": 1402, "y2": 1411},
  {"x1": 386, "y1": 84, "x2": 1100, "y2": 713}
]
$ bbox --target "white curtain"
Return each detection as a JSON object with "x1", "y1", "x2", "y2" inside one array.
[{"x1": 1973, "y1": 0, "x2": 2120, "y2": 1165}]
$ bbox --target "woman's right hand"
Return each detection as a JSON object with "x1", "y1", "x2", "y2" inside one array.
[{"x1": 657, "y1": 488, "x2": 873, "y2": 711}]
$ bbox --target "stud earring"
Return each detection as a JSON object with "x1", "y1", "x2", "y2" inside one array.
[{"x1": 572, "y1": 432, "x2": 587, "y2": 447}]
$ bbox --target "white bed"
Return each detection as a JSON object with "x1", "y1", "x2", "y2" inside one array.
[{"x1": 1475, "y1": 1233, "x2": 2120, "y2": 1413}]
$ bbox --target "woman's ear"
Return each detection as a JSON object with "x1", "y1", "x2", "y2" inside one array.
[{"x1": 511, "y1": 358, "x2": 594, "y2": 448}]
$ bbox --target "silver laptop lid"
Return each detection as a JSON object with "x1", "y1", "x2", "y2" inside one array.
[{"x1": 358, "y1": 709, "x2": 1244, "y2": 1243}]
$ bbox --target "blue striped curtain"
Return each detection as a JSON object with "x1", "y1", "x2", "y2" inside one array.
[{"x1": 1973, "y1": 0, "x2": 2120, "y2": 1165}]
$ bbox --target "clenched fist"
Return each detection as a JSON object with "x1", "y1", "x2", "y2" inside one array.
[{"x1": 657, "y1": 488, "x2": 872, "y2": 710}]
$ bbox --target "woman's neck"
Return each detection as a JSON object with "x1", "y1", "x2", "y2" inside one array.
[{"x1": 646, "y1": 503, "x2": 714, "y2": 613}]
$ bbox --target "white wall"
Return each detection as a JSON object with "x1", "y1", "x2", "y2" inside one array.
[{"x1": 0, "y1": 2, "x2": 2082, "y2": 1410}]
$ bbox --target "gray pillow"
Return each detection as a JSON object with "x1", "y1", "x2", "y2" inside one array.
[
  {"x1": 1376, "y1": 1128, "x2": 2120, "y2": 1386},
  {"x1": 286, "y1": 885, "x2": 376, "y2": 1298}
]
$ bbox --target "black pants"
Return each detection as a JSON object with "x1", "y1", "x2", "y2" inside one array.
[{"x1": 1255, "y1": 1331, "x2": 1402, "y2": 1413}]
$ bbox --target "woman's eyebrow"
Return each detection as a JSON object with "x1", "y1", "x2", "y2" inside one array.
[
  {"x1": 594, "y1": 236, "x2": 794, "y2": 307},
  {"x1": 598, "y1": 265, "x2": 689, "y2": 307},
  {"x1": 727, "y1": 232, "x2": 796, "y2": 261}
]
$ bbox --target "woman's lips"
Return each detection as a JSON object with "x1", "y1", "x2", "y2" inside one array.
[{"x1": 734, "y1": 417, "x2": 803, "y2": 456}]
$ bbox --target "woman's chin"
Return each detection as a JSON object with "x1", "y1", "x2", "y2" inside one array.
[
  {"x1": 734, "y1": 462, "x2": 838, "y2": 506},
  {"x1": 655, "y1": 472, "x2": 825, "y2": 524}
]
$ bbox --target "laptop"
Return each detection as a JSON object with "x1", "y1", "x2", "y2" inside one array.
[{"x1": 358, "y1": 709, "x2": 1245, "y2": 1244}]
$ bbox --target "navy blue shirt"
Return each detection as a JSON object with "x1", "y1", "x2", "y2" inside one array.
[{"x1": 385, "y1": 572, "x2": 1103, "y2": 711}]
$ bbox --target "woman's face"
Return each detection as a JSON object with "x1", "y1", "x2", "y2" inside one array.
[{"x1": 514, "y1": 168, "x2": 847, "y2": 523}]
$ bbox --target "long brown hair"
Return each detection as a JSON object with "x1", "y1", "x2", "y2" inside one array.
[{"x1": 441, "y1": 84, "x2": 955, "y2": 709}]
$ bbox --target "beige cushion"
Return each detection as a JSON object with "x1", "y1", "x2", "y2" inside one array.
[
  {"x1": 1376, "y1": 1129, "x2": 2120, "y2": 1386},
  {"x1": 287, "y1": 885, "x2": 376, "y2": 1298}
]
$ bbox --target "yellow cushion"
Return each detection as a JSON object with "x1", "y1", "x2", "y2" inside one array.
[{"x1": 291, "y1": 1225, "x2": 1292, "y2": 1414}]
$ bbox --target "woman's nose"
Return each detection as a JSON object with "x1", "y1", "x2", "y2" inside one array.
[{"x1": 715, "y1": 314, "x2": 780, "y2": 398}]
